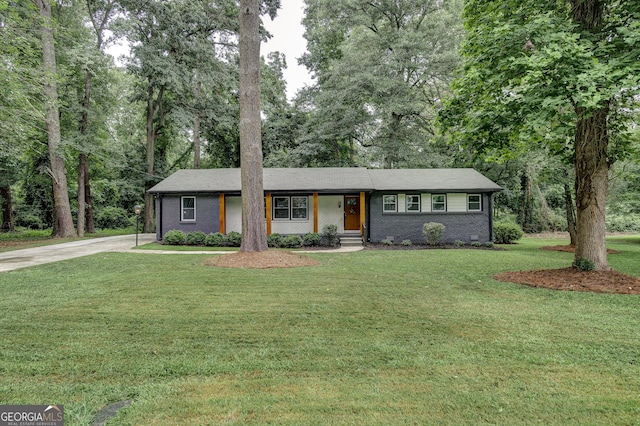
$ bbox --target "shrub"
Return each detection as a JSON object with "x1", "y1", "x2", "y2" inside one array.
[
  {"x1": 493, "y1": 221, "x2": 524, "y2": 244},
  {"x1": 186, "y1": 231, "x2": 206, "y2": 246},
  {"x1": 485, "y1": 242, "x2": 494, "y2": 248},
  {"x1": 163, "y1": 230, "x2": 186, "y2": 245},
  {"x1": 204, "y1": 232, "x2": 225, "y2": 247},
  {"x1": 95, "y1": 207, "x2": 131, "y2": 229},
  {"x1": 15, "y1": 213, "x2": 46, "y2": 230},
  {"x1": 225, "y1": 231, "x2": 242, "y2": 247},
  {"x1": 283, "y1": 234, "x2": 303, "y2": 248},
  {"x1": 401, "y1": 239, "x2": 412, "y2": 246},
  {"x1": 471, "y1": 241, "x2": 482, "y2": 247},
  {"x1": 574, "y1": 258, "x2": 596, "y2": 271},
  {"x1": 303, "y1": 232, "x2": 322, "y2": 247},
  {"x1": 267, "y1": 233, "x2": 284, "y2": 248},
  {"x1": 321, "y1": 224, "x2": 339, "y2": 247},
  {"x1": 381, "y1": 239, "x2": 393, "y2": 246},
  {"x1": 423, "y1": 222, "x2": 445, "y2": 245},
  {"x1": 454, "y1": 240, "x2": 465, "y2": 247}
]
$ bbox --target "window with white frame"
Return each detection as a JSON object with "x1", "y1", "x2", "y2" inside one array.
[
  {"x1": 406, "y1": 195, "x2": 421, "y2": 212},
  {"x1": 468, "y1": 194, "x2": 482, "y2": 211},
  {"x1": 273, "y1": 196, "x2": 308, "y2": 220},
  {"x1": 181, "y1": 196, "x2": 196, "y2": 221},
  {"x1": 432, "y1": 194, "x2": 446, "y2": 211},
  {"x1": 383, "y1": 195, "x2": 397, "y2": 212}
]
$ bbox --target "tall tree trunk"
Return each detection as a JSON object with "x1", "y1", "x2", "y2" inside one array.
[
  {"x1": 84, "y1": 165, "x2": 95, "y2": 233},
  {"x1": 239, "y1": 0, "x2": 267, "y2": 252},
  {"x1": 143, "y1": 84, "x2": 163, "y2": 233},
  {"x1": 36, "y1": 0, "x2": 76, "y2": 238},
  {"x1": 563, "y1": 168, "x2": 577, "y2": 246},
  {"x1": 0, "y1": 185, "x2": 14, "y2": 232},
  {"x1": 78, "y1": 154, "x2": 86, "y2": 237},
  {"x1": 77, "y1": 70, "x2": 92, "y2": 237},
  {"x1": 574, "y1": 105, "x2": 609, "y2": 270},
  {"x1": 570, "y1": 0, "x2": 609, "y2": 271}
]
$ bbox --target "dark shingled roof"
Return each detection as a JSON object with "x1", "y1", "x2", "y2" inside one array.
[{"x1": 148, "y1": 168, "x2": 502, "y2": 194}]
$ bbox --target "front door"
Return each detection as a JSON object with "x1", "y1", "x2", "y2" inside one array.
[{"x1": 344, "y1": 196, "x2": 360, "y2": 231}]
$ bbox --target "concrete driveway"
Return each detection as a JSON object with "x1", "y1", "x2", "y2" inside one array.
[{"x1": 0, "y1": 234, "x2": 157, "y2": 272}]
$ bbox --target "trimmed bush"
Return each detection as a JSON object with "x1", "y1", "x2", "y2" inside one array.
[
  {"x1": 95, "y1": 207, "x2": 131, "y2": 229},
  {"x1": 267, "y1": 233, "x2": 284, "y2": 248},
  {"x1": 454, "y1": 240, "x2": 465, "y2": 247},
  {"x1": 225, "y1": 231, "x2": 242, "y2": 247},
  {"x1": 493, "y1": 221, "x2": 524, "y2": 244},
  {"x1": 163, "y1": 230, "x2": 186, "y2": 245},
  {"x1": 186, "y1": 231, "x2": 206, "y2": 246},
  {"x1": 423, "y1": 222, "x2": 445, "y2": 245},
  {"x1": 321, "y1": 224, "x2": 339, "y2": 247},
  {"x1": 303, "y1": 232, "x2": 322, "y2": 247},
  {"x1": 471, "y1": 241, "x2": 482, "y2": 247},
  {"x1": 204, "y1": 232, "x2": 225, "y2": 247},
  {"x1": 401, "y1": 239, "x2": 412, "y2": 246},
  {"x1": 381, "y1": 239, "x2": 393, "y2": 246},
  {"x1": 283, "y1": 234, "x2": 303, "y2": 248}
]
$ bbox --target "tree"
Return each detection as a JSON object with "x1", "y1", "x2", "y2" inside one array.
[
  {"x1": 238, "y1": 0, "x2": 267, "y2": 252},
  {"x1": 442, "y1": 0, "x2": 640, "y2": 270},
  {"x1": 300, "y1": 0, "x2": 464, "y2": 168},
  {"x1": 34, "y1": 0, "x2": 76, "y2": 237}
]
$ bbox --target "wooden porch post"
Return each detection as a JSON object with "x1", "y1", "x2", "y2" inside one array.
[
  {"x1": 219, "y1": 194, "x2": 225, "y2": 234},
  {"x1": 360, "y1": 192, "x2": 365, "y2": 235},
  {"x1": 266, "y1": 192, "x2": 272, "y2": 235},
  {"x1": 313, "y1": 192, "x2": 319, "y2": 233}
]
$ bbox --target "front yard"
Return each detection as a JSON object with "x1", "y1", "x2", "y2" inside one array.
[{"x1": 0, "y1": 235, "x2": 638, "y2": 424}]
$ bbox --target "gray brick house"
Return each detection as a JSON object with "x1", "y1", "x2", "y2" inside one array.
[{"x1": 147, "y1": 168, "x2": 502, "y2": 244}]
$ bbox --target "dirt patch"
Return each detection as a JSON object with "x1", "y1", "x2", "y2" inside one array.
[
  {"x1": 494, "y1": 267, "x2": 640, "y2": 294},
  {"x1": 203, "y1": 250, "x2": 320, "y2": 269}
]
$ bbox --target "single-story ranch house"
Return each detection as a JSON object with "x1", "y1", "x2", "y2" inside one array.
[{"x1": 147, "y1": 168, "x2": 502, "y2": 244}]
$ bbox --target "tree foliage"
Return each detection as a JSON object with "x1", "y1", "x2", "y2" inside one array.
[{"x1": 442, "y1": 0, "x2": 640, "y2": 270}]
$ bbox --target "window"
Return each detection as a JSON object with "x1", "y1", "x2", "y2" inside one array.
[
  {"x1": 406, "y1": 195, "x2": 420, "y2": 212},
  {"x1": 383, "y1": 195, "x2": 397, "y2": 212},
  {"x1": 273, "y1": 196, "x2": 308, "y2": 220},
  {"x1": 468, "y1": 194, "x2": 482, "y2": 211},
  {"x1": 291, "y1": 197, "x2": 308, "y2": 219},
  {"x1": 432, "y1": 194, "x2": 446, "y2": 211},
  {"x1": 181, "y1": 196, "x2": 196, "y2": 221},
  {"x1": 273, "y1": 197, "x2": 290, "y2": 219}
]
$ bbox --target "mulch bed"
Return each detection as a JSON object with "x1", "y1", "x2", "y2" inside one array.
[{"x1": 203, "y1": 250, "x2": 320, "y2": 269}]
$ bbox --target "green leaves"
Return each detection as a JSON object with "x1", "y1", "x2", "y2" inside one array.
[{"x1": 442, "y1": 0, "x2": 640, "y2": 163}]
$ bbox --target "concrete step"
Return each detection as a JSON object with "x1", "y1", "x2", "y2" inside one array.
[{"x1": 339, "y1": 236, "x2": 363, "y2": 247}]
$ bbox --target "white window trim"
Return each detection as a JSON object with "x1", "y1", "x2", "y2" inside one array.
[
  {"x1": 432, "y1": 194, "x2": 447, "y2": 212},
  {"x1": 406, "y1": 194, "x2": 421, "y2": 212},
  {"x1": 272, "y1": 196, "x2": 309, "y2": 221},
  {"x1": 383, "y1": 195, "x2": 398, "y2": 212},
  {"x1": 181, "y1": 196, "x2": 196, "y2": 222},
  {"x1": 468, "y1": 194, "x2": 482, "y2": 212}
]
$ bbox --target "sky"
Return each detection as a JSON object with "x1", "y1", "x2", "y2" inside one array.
[{"x1": 262, "y1": 0, "x2": 313, "y2": 100}]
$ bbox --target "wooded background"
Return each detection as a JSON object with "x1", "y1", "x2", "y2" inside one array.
[{"x1": 1, "y1": 0, "x2": 638, "y2": 245}]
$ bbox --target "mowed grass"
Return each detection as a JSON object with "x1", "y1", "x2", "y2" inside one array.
[{"x1": 0, "y1": 236, "x2": 639, "y2": 425}]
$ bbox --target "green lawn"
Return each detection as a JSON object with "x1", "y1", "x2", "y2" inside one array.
[{"x1": 1, "y1": 236, "x2": 639, "y2": 425}]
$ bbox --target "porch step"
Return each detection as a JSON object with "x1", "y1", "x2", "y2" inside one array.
[{"x1": 339, "y1": 236, "x2": 363, "y2": 247}]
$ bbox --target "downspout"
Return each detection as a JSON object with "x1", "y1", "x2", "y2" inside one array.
[{"x1": 156, "y1": 194, "x2": 163, "y2": 241}]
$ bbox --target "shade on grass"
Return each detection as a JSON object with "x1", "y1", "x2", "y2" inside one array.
[{"x1": 0, "y1": 236, "x2": 639, "y2": 424}]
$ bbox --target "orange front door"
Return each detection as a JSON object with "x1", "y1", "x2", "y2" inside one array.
[{"x1": 344, "y1": 196, "x2": 360, "y2": 231}]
